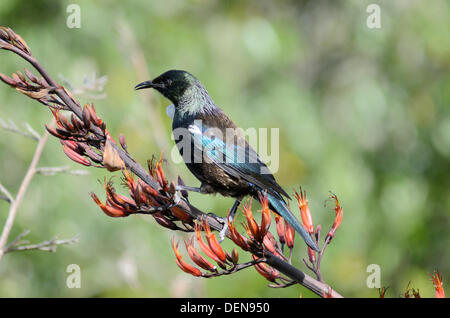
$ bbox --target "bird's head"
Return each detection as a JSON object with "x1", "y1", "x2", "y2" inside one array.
[{"x1": 135, "y1": 70, "x2": 200, "y2": 105}]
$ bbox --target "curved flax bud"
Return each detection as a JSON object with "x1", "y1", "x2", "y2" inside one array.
[
  {"x1": 119, "y1": 133, "x2": 127, "y2": 151},
  {"x1": 171, "y1": 238, "x2": 202, "y2": 277},
  {"x1": 170, "y1": 206, "x2": 193, "y2": 223},
  {"x1": 45, "y1": 125, "x2": 68, "y2": 139},
  {"x1": 62, "y1": 144, "x2": 91, "y2": 166},
  {"x1": 263, "y1": 232, "x2": 282, "y2": 258},
  {"x1": 202, "y1": 218, "x2": 227, "y2": 263},
  {"x1": 153, "y1": 212, "x2": 179, "y2": 230},
  {"x1": 230, "y1": 248, "x2": 239, "y2": 265},
  {"x1": 0, "y1": 73, "x2": 17, "y2": 86},
  {"x1": 184, "y1": 238, "x2": 216, "y2": 272},
  {"x1": 252, "y1": 255, "x2": 279, "y2": 283},
  {"x1": 194, "y1": 222, "x2": 226, "y2": 268},
  {"x1": 90, "y1": 192, "x2": 128, "y2": 217},
  {"x1": 307, "y1": 247, "x2": 316, "y2": 264},
  {"x1": 24, "y1": 68, "x2": 39, "y2": 83}
]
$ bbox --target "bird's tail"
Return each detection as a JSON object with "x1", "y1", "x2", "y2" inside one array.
[{"x1": 267, "y1": 194, "x2": 319, "y2": 251}]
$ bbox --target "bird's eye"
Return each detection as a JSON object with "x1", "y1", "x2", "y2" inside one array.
[{"x1": 165, "y1": 79, "x2": 173, "y2": 86}]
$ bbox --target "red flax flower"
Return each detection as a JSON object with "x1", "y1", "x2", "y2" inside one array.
[
  {"x1": 241, "y1": 199, "x2": 261, "y2": 241},
  {"x1": 103, "y1": 179, "x2": 136, "y2": 213},
  {"x1": 294, "y1": 188, "x2": 314, "y2": 234},
  {"x1": 123, "y1": 170, "x2": 152, "y2": 207},
  {"x1": 284, "y1": 221, "x2": 295, "y2": 249},
  {"x1": 152, "y1": 212, "x2": 179, "y2": 230},
  {"x1": 274, "y1": 214, "x2": 286, "y2": 246},
  {"x1": 194, "y1": 222, "x2": 227, "y2": 268},
  {"x1": 404, "y1": 282, "x2": 421, "y2": 298},
  {"x1": 51, "y1": 108, "x2": 74, "y2": 132},
  {"x1": 122, "y1": 169, "x2": 138, "y2": 194},
  {"x1": 184, "y1": 238, "x2": 216, "y2": 272},
  {"x1": 262, "y1": 234, "x2": 277, "y2": 255},
  {"x1": 227, "y1": 211, "x2": 250, "y2": 251},
  {"x1": 170, "y1": 206, "x2": 193, "y2": 224},
  {"x1": 430, "y1": 270, "x2": 445, "y2": 298},
  {"x1": 251, "y1": 255, "x2": 279, "y2": 283},
  {"x1": 262, "y1": 232, "x2": 284, "y2": 258},
  {"x1": 326, "y1": 193, "x2": 343, "y2": 242},
  {"x1": 378, "y1": 287, "x2": 389, "y2": 298},
  {"x1": 307, "y1": 246, "x2": 316, "y2": 263},
  {"x1": 148, "y1": 151, "x2": 169, "y2": 191},
  {"x1": 138, "y1": 179, "x2": 166, "y2": 208},
  {"x1": 90, "y1": 192, "x2": 129, "y2": 217},
  {"x1": 258, "y1": 193, "x2": 272, "y2": 239},
  {"x1": 202, "y1": 219, "x2": 227, "y2": 263},
  {"x1": 155, "y1": 159, "x2": 168, "y2": 192},
  {"x1": 171, "y1": 238, "x2": 202, "y2": 277}
]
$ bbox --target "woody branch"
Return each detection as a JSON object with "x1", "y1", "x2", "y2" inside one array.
[{"x1": 0, "y1": 26, "x2": 342, "y2": 298}]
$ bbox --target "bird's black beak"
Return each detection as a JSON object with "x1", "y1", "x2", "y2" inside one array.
[{"x1": 134, "y1": 80, "x2": 164, "y2": 90}]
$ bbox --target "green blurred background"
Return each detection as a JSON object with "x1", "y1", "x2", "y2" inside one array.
[{"x1": 0, "y1": 0, "x2": 448, "y2": 297}]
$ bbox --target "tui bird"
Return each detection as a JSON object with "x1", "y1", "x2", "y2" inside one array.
[{"x1": 135, "y1": 70, "x2": 319, "y2": 251}]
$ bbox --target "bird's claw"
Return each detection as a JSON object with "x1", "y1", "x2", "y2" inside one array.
[
  {"x1": 206, "y1": 212, "x2": 228, "y2": 243},
  {"x1": 219, "y1": 221, "x2": 228, "y2": 243}
]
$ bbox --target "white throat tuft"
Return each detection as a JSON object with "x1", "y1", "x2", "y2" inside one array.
[{"x1": 166, "y1": 104, "x2": 175, "y2": 119}]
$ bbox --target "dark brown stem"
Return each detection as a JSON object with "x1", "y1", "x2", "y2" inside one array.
[
  {"x1": 201, "y1": 257, "x2": 266, "y2": 278},
  {"x1": 264, "y1": 252, "x2": 341, "y2": 297}
]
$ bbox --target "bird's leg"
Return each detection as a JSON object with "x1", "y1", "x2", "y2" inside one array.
[
  {"x1": 175, "y1": 185, "x2": 207, "y2": 194},
  {"x1": 219, "y1": 196, "x2": 243, "y2": 242},
  {"x1": 175, "y1": 183, "x2": 218, "y2": 195}
]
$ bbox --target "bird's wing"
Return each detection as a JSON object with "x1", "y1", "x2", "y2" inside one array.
[{"x1": 187, "y1": 121, "x2": 290, "y2": 199}]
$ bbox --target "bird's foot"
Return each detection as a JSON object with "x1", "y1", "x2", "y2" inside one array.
[
  {"x1": 218, "y1": 221, "x2": 229, "y2": 243},
  {"x1": 206, "y1": 212, "x2": 228, "y2": 243},
  {"x1": 218, "y1": 198, "x2": 241, "y2": 242}
]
